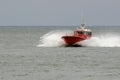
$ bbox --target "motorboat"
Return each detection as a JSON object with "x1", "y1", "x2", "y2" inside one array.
[{"x1": 62, "y1": 24, "x2": 92, "y2": 46}]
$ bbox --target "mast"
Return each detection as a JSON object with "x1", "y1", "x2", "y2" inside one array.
[{"x1": 80, "y1": 23, "x2": 85, "y2": 29}]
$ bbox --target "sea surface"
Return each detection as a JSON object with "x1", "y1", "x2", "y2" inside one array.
[{"x1": 0, "y1": 26, "x2": 120, "y2": 80}]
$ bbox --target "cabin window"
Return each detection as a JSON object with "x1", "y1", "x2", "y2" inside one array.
[
  {"x1": 74, "y1": 31, "x2": 92, "y2": 36},
  {"x1": 76, "y1": 31, "x2": 82, "y2": 34},
  {"x1": 77, "y1": 32, "x2": 80, "y2": 34},
  {"x1": 89, "y1": 32, "x2": 92, "y2": 36},
  {"x1": 80, "y1": 31, "x2": 84, "y2": 34},
  {"x1": 87, "y1": 32, "x2": 92, "y2": 36},
  {"x1": 90, "y1": 32, "x2": 92, "y2": 35}
]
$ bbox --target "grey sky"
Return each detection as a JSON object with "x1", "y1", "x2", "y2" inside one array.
[{"x1": 0, "y1": 0, "x2": 120, "y2": 26}]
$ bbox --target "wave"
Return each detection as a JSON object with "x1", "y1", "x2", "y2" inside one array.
[
  {"x1": 37, "y1": 31, "x2": 120, "y2": 47},
  {"x1": 37, "y1": 30, "x2": 72, "y2": 47},
  {"x1": 81, "y1": 34, "x2": 120, "y2": 47}
]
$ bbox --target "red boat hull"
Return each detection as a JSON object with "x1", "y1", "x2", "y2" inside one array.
[{"x1": 62, "y1": 36, "x2": 85, "y2": 45}]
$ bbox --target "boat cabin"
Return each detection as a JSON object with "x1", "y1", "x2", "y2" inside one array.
[
  {"x1": 73, "y1": 23, "x2": 92, "y2": 37},
  {"x1": 74, "y1": 30, "x2": 92, "y2": 36}
]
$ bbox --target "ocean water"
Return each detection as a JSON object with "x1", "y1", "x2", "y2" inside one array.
[{"x1": 0, "y1": 26, "x2": 120, "y2": 80}]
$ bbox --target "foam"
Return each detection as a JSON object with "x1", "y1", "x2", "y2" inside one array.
[
  {"x1": 37, "y1": 31, "x2": 120, "y2": 47},
  {"x1": 81, "y1": 34, "x2": 120, "y2": 47},
  {"x1": 37, "y1": 30, "x2": 71, "y2": 47}
]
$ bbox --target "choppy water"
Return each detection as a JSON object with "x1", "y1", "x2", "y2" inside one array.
[{"x1": 0, "y1": 26, "x2": 120, "y2": 80}]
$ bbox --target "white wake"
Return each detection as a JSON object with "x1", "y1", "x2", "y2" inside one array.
[
  {"x1": 37, "y1": 31, "x2": 120, "y2": 47},
  {"x1": 81, "y1": 34, "x2": 120, "y2": 47},
  {"x1": 37, "y1": 30, "x2": 72, "y2": 47}
]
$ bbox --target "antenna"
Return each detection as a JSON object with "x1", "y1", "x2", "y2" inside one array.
[
  {"x1": 80, "y1": 10, "x2": 85, "y2": 24},
  {"x1": 81, "y1": 23, "x2": 85, "y2": 29},
  {"x1": 80, "y1": 14, "x2": 86, "y2": 29},
  {"x1": 80, "y1": 10, "x2": 86, "y2": 29}
]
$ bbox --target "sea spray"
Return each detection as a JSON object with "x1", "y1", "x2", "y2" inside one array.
[
  {"x1": 37, "y1": 30, "x2": 120, "y2": 47},
  {"x1": 81, "y1": 34, "x2": 120, "y2": 47},
  {"x1": 37, "y1": 30, "x2": 72, "y2": 47}
]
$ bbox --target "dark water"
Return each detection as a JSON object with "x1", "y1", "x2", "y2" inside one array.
[{"x1": 0, "y1": 26, "x2": 120, "y2": 80}]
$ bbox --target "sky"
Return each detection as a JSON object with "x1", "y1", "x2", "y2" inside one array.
[{"x1": 0, "y1": 0, "x2": 120, "y2": 26}]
